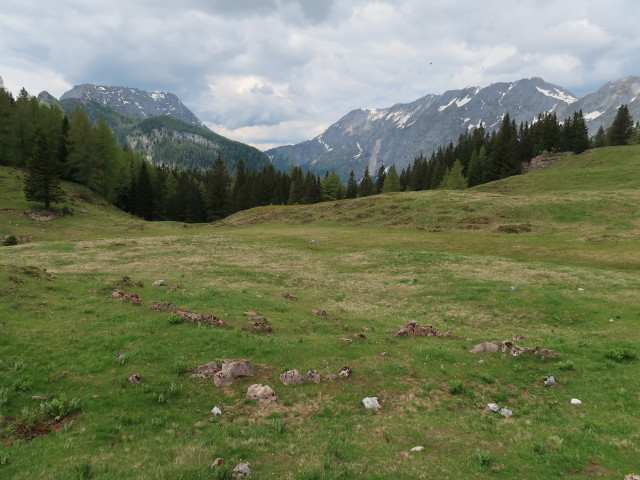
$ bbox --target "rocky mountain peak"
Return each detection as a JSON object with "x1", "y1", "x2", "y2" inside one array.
[{"x1": 60, "y1": 84, "x2": 209, "y2": 131}]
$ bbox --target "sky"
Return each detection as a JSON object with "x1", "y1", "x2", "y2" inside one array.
[{"x1": 1, "y1": 0, "x2": 639, "y2": 150}]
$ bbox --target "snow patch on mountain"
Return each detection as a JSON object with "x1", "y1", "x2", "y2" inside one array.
[{"x1": 535, "y1": 86, "x2": 577, "y2": 104}]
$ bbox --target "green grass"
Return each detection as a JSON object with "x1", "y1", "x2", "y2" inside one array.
[{"x1": 1, "y1": 147, "x2": 639, "y2": 479}]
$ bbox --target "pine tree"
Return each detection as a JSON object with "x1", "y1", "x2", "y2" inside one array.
[
  {"x1": 321, "y1": 172, "x2": 343, "y2": 201},
  {"x1": 570, "y1": 110, "x2": 590, "y2": 154},
  {"x1": 592, "y1": 126, "x2": 606, "y2": 148},
  {"x1": 205, "y1": 154, "x2": 231, "y2": 221},
  {"x1": 23, "y1": 130, "x2": 64, "y2": 209},
  {"x1": 358, "y1": 166, "x2": 374, "y2": 197},
  {"x1": 346, "y1": 171, "x2": 358, "y2": 198},
  {"x1": 381, "y1": 165, "x2": 401, "y2": 193},
  {"x1": 374, "y1": 164, "x2": 386, "y2": 193},
  {"x1": 606, "y1": 104, "x2": 634, "y2": 145}
]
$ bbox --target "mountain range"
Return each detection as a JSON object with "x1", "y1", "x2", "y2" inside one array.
[
  {"x1": 36, "y1": 76, "x2": 640, "y2": 180},
  {"x1": 38, "y1": 85, "x2": 270, "y2": 173},
  {"x1": 266, "y1": 76, "x2": 640, "y2": 179}
]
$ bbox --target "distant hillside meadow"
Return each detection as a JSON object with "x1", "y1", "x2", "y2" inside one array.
[{"x1": 0, "y1": 145, "x2": 639, "y2": 479}]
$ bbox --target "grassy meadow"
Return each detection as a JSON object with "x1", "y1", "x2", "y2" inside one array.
[{"x1": 0, "y1": 146, "x2": 639, "y2": 479}]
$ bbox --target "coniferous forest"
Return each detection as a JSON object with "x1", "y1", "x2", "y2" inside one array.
[{"x1": 1, "y1": 86, "x2": 638, "y2": 223}]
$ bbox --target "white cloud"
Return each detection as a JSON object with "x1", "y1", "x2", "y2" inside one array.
[{"x1": 1, "y1": 0, "x2": 639, "y2": 149}]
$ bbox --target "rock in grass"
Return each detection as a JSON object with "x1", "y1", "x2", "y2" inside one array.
[
  {"x1": 127, "y1": 374, "x2": 141, "y2": 384},
  {"x1": 544, "y1": 375, "x2": 558, "y2": 387},
  {"x1": 279, "y1": 369, "x2": 304, "y2": 385},
  {"x1": 193, "y1": 361, "x2": 218, "y2": 379},
  {"x1": 246, "y1": 384, "x2": 277, "y2": 405},
  {"x1": 214, "y1": 359, "x2": 253, "y2": 387},
  {"x1": 211, "y1": 406, "x2": 222, "y2": 415},
  {"x1": 152, "y1": 280, "x2": 167, "y2": 286},
  {"x1": 232, "y1": 462, "x2": 251, "y2": 478},
  {"x1": 338, "y1": 365, "x2": 352, "y2": 377},
  {"x1": 499, "y1": 408, "x2": 513, "y2": 418},
  {"x1": 486, "y1": 403, "x2": 499, "y2": 413},
  {"x1": 570, "y1": 398, "x2": 582, "y2": 405},
  {"x1": 303, "y1": 370, "x2": 321, "y2": 383},
  {"x1": 410, "y1": 446, "x2": 424, "y2": 452},
  {"x1": 210, "y1": 458, "x2": 225, "y2": 468},
  {"x1": 363, "y1": 397, "x2": 382, "y2": 410}
]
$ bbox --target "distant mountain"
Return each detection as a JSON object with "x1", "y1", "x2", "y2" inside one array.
[
  {"x1": 44, "y1": 87, "x2": 270, "y2": 173},
  {"x1": 556, "y1": 76, "x2": 640, "y2": 134},
  {"x1": 60, "y1": 84, "x2": 208, "y2": 130},
  {"x1": 266, "y1": 76, "x2": 640, "y2": 179}
]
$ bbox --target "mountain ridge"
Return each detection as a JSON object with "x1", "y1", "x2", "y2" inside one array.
[{"x1": 266, "y1": 76, "x2": 640, "y2": 179}]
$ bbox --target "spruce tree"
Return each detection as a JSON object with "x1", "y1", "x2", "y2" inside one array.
[
  {"x1": 205, "y1": 154, "x2": 231, "y2": 221},
  {"x1": 346, "y1": 171, "x2": 358, "y2": 199},
  {"x1": 23, "y1": 130, "x2": 64, "y2": 209},
  {"x1": 358, "y1": 166, "x2": 374, "y2": 197},
  {"x1": 374, "y1": 164, "x2": 386, "y2": 193},
  {"x1": 606, "y1": 104, "x2": 634, "y2": 145}
]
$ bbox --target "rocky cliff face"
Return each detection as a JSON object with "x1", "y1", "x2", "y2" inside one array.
[
  {"x1": 60, "y1": 84, "x2": 209, "y2": 131},
  {"x1": 267, "y1": 76, "x2": 640, "y2": 180}
]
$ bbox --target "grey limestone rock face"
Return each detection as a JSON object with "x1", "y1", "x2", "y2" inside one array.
[{"x1": 60, "y1": 84, "x2": 208, "y2": 130}]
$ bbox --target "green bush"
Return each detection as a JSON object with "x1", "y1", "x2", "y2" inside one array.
[
  {"x1": 604, "y1": 347, "x2": 637, "y2": 363},
  {"x1": 40, "y1": 395, "x2": 81, "y2": 421},
  {"x1": 449, "y1": 380, "x2": 465, "y2": 395},
  {"x1": 3, "y1": 235, "x2": 18, "y2": 246}
]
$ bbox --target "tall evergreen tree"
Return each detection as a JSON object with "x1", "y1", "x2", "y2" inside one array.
[
  {"x1": 438, "y1": 159, "x2": 468, "y2": 190},
  {"x1": 205, "y1": 154, "x2": 231, "y2": 221},
  {"x1": 346, "y1": 170, "x2": 358, "y2": 198},
  {"x1": 23, "y1": 130, "x2": 64, "y2": 209},
  {"x1": 358, "y1": 166, "x2": 374, "y2": 197},
  {"x1": 606, "y1": 104, "x2": 634, "y2": 145},
  {"x1": 374, "y1": 164, "x2": 386, "y2": 193}
]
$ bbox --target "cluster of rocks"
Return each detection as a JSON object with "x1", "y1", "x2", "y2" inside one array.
[
  {"x1": 243, "y1": 311, "x2": 272, "y2": 332},
  {"x1": 149, "y1": 301, "x2": 226, "y2": 326},
  {"x1": 279, "y1": 365, "x2": 352, "y2": 385},
  {"x1": 486, "y1": 403, "x2": 513, "y2": 418},
  {"x1": 210, "y1": 459, "x2": 252, "y2": 478},
  {"x1": 395, "y1": 321, "x2": 451, "y2": 337},
  {"x1": 191, "y1": 359, "x2": 253, "y2": 387},
  {"x1": 469, "y1": 340, "x2": 558, "y2": 358},
  {"x1": 110, "y1": 289, "x2": 142, "y2": 306}
]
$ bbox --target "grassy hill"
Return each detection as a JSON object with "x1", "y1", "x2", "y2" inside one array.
[{"x1": 1, "y1": 147, "x2": 639, "y2": 479}]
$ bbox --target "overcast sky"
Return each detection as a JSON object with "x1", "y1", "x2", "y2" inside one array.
[{"x1": 1, "y1": 0, "x2": 639, "y2": 150}]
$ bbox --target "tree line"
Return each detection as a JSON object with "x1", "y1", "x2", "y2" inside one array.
[{"x1": 2, "y1": 85, "x2": 638, "y2": 222}]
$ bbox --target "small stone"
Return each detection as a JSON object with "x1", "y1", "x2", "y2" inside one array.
[
  {"x1": 410, "y1": 446, "x2": 424, "y2": 452},
  {"x1": 577, "y1": 287, "x2": 585, "y2": 292},
  {"x1": 310, "y1": 240, "x2": 318, "y2": 245},
  {"x1": 477, "y1": 359, "x2": 486, "y2": 364},
  {"x1": 211, "y1": 458, "x2": 225, "y2": 468},
  {"x1": 153, "y1": 280, "x2": 168, "y2": 286},
  {"x1": 486, "y1": 403, "x2": 499, "y2": 413},
  {"x1": 279, "y1": 369, "x2": 304, "y2": 385},
  {"x1": 303, "y1": 370, "x2": 321, "y2": 383},
  {"x1": 32, "y1": 395, "x2": 48, "y2": 400},
  {"x1": 115, "y1": 353, "x2": 126, "y2": 361},
  {"x1": 127, "y1": 374, "x2": 141, "y2": 384},
  {"x1": 211, "y1": 406, "x2": 222, "y2": 415},
  {"x1": 232, "y1": 462, "x2": 252, "y2": 478},
  {"x1": 544, "y1": 375, "x2": 558, "y2": 387},
  {"x1": 362, "y1": 397, "x2": 381, "y2": 410},
  {"x1": 509, "y1": 285, "x2": 517, "y2": 291},
  {"x1": 92, "y1": 395, "x2": 100, "y2": 399},
  {"x1": 499, "y1": 408, "x2": 513, "y2": 417},
  {"x1": 570, "y1": 398, "x2": 582, "y2": 405},
  {"x1": 338, "y1": 365, "x2": 352, "y2": 377}
]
